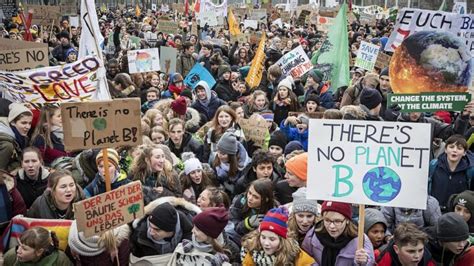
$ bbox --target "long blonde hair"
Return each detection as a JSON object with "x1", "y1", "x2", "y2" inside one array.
[
  {"x1": 129, "y1": 145, "x2": 176, "y2": 187},
  {"x1": 243, "y1": 229, "x2": 300, "y2": 265}
]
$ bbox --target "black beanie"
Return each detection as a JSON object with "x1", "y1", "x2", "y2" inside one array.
[
  {"x1": 180, "y1": 89, "x2": 193, "y2": 101},
  {"x1": 380, "y1": 67, "x2": 389, "y2": 77},
  {"x1": 436, "y1": 212, "x2": 469, "y2": 242},
  {"x1": 269, "y1": 131, "x2": 287, "y2": 150},
  {"x1": 149, "y1": 202, "x2": 177, "y2": 232},
  {"x1": 360, "y1": 88, "x2": 383, "y2": 110},
  {"x1": 305, "y1": 94, "x2": 321, "y2": 106}
]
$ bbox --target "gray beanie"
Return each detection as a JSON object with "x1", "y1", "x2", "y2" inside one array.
[
  {"x1": 436, "y1": 212, "x2": 469, "y2": 242},
  {"x1": 217, "y1": 132, "x2": 238, "y2": 155},
  {"x1": 292, "y1": 188, "x2": 319, "y2": 216},
  {"x1": 364, "y1": 208, "x2": 388, "y2": 234}
]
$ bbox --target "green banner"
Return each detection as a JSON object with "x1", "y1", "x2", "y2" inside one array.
[{"x1": 388, "y1": 93, "x2": 471, "y2": 112}]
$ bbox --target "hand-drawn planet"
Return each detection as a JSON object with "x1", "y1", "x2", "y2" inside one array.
[
  {"x1": 390, "y1": 31, "x2": 473, "y2": 93},
  {"x1": 93, "y1": 118, "x2": 107, "y2": 131},
  {"x1": 362, "y1": 166, "x2": 401, "y2": 203}
]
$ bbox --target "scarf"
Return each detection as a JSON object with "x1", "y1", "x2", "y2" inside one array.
[
  {"x1": 51, "y1": 126, "x2": 64, "y2": 142},
  {"x1": 146, "y1": 212, "x2": 182, "y2": 254},
  {"x1": 273, "y1": 97, "x2": 291, "y2": 107},
  {"x1": 251, "y1": 250, "x2": 276, "y2": 266},
  {"x1": 191, "y1": 234, "x2": 214, "y2": 253},
  {"x1": 316, "y1": 231, "x2": 353, "y2": 266},
  {"x1": 11, "y1": 126, "x2": 27, "y2": 150}
]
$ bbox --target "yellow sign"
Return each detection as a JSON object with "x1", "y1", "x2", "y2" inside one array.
[
  {"x1": 245, "y1": 33, "x2": 266, "y2": 89},
  {"x1": 228, "y1": 9, "x2": 241, "y2": 36}
]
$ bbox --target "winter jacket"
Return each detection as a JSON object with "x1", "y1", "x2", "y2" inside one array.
[
  {"x1": 271, "y1": 98, "x2": 299, "y2": 126},
  {"x1": 280, "y1": 119, "x2": 309, "y2": 151},
  {"x1": 376, "y1": 240, "x2": 436, "y2": 266},
  {"x1": 428, "y1": 152, "x2": 474, "y2": 210},
  {"x1": 214, "y1": 142, "x2": 251, "y2": 197},
  {"x1": 167, "y1": 239, "x2": 232, "y2": 266},
  {"x1": 27, "y1": 188, "x2": 85, "y2": 220},
  {"x1": 192, "y1": 94, "x2": 226, "y2": 123},
  {"x1": 360, "y1": 104, "x2": 384, "y2": 121},
  {"x1": 242, "y1": 249, "x2": 315, "y2": 265},
  {"x1": 305, "y1": 83, "x2": 335, "y2": 109},
  {"x1": 381, "y1": 196, "x2": 441, "y2": 234},
  {"x1": 3, "y1": 247, "x2": 73, "y2": 266},
  {"x1": 83, "y1": 171, "x2": 131, "y2": 198},
  {"x1": 15, "y1": 167, "x2": 49, "y2": 209},
  {"x1": 215, "y1": 80, "x2": 241, "y2": 103},
  {"x1": 234, "y1": 164, "x2": 283, "y2": 196},
  {"x1": 302, "y1": 224, "x2": 375, "y2": 266},
  {"x1": 0, "y1": 175, "x2": 26, "y2": 229},
  {"x1": 266, "y1": 48, "x2": 282, "y2": 64},
  {"x1": 166, "y1": 132, "x2": 203, "y2": 160},
  {"x1": 31, "y1": 133, "x2": 71, "y2": 165},
  {"x1": 202, "y1": 124, "x2": 246, "y2": 164},
  {"x1": 176, "y1": 52, "x2": 196, "y2": 77},
  {"x1": 426, "y1": 226, "x2": 474, "y2": 266},
  {"x1": 0, "y1": 118, "x2": 22, "y2": 172}
]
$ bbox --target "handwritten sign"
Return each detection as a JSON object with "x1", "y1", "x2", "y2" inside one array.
[
  {"x1": 275, "y1": 45, "x2": 312, "y2": 79},
  {"x1": 199, "y1": 11, "x2": 219, "y2": 26},
  {"x1": 307, "y1": 119, "x2": 431, "y2": 209},
  {"x1": 127, "y1": 48, "x2": 160, "y2": 74},
  {"x1": 158, "y1": 21, "x2": 178, "y2": 34},
  {"x1": 239, "y1": 117, "x2": 268, "y2": 147},
  {"x1": 1, "y1": 0, "x2": 16, "y2": 19},
  {"x1": 374, "y1": 52, "x2": 391, "y2": 70},
  {"x1": 355, "y1": 41, "x2": 380, "y2": 71},
  {"x1": 61, "y1": 98, "x2": 142, "y2": 151},
  {"x1": 24, "y1": 4, "x2": 61, "y2": 25},
  {"x1": 297, "y1": 10, "x2": 311, "y2": 26},
  {"x1": 0, "y1": 55, "x2": 101, "y2": 104},
  {"x1": 160, "y1": 46, "x2": 177, "y2": 74},
  {"x1": 250, "y1": 9, "x2": 267, "y2": 21},
  {"x1": 74, "y1": 181, "x2": 144, "y2": 237},
  {"x1": 0, "y1": 38, "x2": 49, "y2": 71},
  {"x1": 243, "y1": 19, "x2": 258, "y2": 30}
]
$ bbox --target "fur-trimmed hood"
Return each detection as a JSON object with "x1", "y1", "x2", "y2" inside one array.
[
  {"x1": 17, "y1": 167, "x2": 50, "y2": 181},
  {"x1": 185, "y1": 107, "x2": 201, "y2": 133}
]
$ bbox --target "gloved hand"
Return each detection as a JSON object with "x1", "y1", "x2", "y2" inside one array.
[{"x1": 245, "y1": 214, "x2": 265, "y2": 230}]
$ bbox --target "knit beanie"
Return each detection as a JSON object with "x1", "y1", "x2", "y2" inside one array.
[
  {"x1": 260, "y1": 110, "x2": 274, "y2": 122},
  {"x1": 259, "y1": 208, "x2": 288, "y2": 238},
  {"x1": 218, "y1": 64, "x2": 231, "y2": 78},
  {"x1": 217, "y1": 131, "x2": 238, "y2": 155},
  {"x1": 321, "y1": 201, "x2": 353, "y2": 220},
  {"x1": 278, "y1": 77, "x2": 293, "y2": 91},
  {"x1": 380, "y1": 67, "x2": 389, "y2": 77},
  {"x1": 284, "y1": 140, "x2": 304, "y2": 156},
  {"x1": 292, "y1": 187, "x2": 319, "y2": 216},
  {"x1": 308, "y1": 69, "x2": 324, "y2": 83},
  {"x1": 436, "y1": 213, "x2": 469, "y2": 242},
  {"x1": 452, "y1": 191, "x2": 474, "y2": 217},
  {"x1": 297, "y1": 114, "x2": 309, "y2": 126},
  {"x1": 180, "y1": 89, "x2": 193, "y2": 101},
  {"x1": 149, "y1": 202, "x2": 177, "y2": 232},
  {"x1": 171, "y1": 96, "x2": 187, "y2": 116},
  {"x1": 172, "y1": 73, "x2": 184, "y2": 83},
  {"x1": 269, "y1": 131, "x2": 287, "y2": 150},
  {"x1": 285, "y1": 153, "x2": 308, "y2": 181},
  {"x1": 360, "y1": 88, "x2": 383, "y2": 110},
  {"x1": 305, "y1": 94, "x2": 321, "y2": 106},
  {"x1": 192, "y1": 207, "x2": 229, "y2": 239},
  {"x1": 95, "y1": 148, "x2": 120, "y2": 169},
  {"x1": 184, "y1": 158, "x2": 202, "y2": 175},
  {"x1": 8, "y1": 103, "x2": 32, "y2": 123}
]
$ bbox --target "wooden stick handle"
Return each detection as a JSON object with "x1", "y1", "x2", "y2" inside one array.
[
  {"x1": 102, "y1": 148, "x2": 112, "y2": 192},
  {"x1": 357, "y1": 204, "x2": 365, "y2": 250}
]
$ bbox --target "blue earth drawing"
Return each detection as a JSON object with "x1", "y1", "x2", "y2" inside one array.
[{"x1": 362, "y1": 167, "x2": 401, "y2": 203}]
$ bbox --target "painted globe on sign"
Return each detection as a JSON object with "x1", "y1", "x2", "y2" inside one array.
[
  {"x1": 362, "y1": 167, "x2": 401, "y2": 203},
  {"x1": 390, "y1": 31, "x2": 473, "y2": 93}
]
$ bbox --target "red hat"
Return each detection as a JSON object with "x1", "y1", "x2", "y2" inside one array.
[
  {"x1": 192, "y1": 207, "x2": 229, "y2": 239},
  {"x1": 321, "y1": 201, "x2": 353, "y2": 220},
  {"x1": 285, "y1": 153, "x2": 308, "y2": 181},
  {"x1": 259, "y1": 208, "x2": 288, "y2": 238},
  {"x1": 171, "y1": 96, "x2": 187, "y2": 116}
]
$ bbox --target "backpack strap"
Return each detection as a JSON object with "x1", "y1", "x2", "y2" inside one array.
[{"x1": 428, "y1": 159, "x2": 438, "y2": 194}]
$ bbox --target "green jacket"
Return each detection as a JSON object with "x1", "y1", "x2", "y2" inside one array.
[
  {"x1": 0, "y1": 118, "x2": 21, "y2": 173},
  {"x1": 3, "y1": 248, "x2": 73, "y2": 266}
]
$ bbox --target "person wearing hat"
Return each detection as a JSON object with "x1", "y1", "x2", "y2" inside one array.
[
  {"x1": 364, "y1": 208, "x2": 389, "y2": 257},
  {"x1": 280, "y1": 113, "x2": 309, "y2": 151},
  {"x1": 52, "y1": 31, "x2": 72, "y2": 62},
  {"x1": 180, "y1": 157, "x2": 213, "y2": 204},
  {"x1": 242, "y1": 207, "x2": 315, "y2": 265},
  {"x1": 0, "y1": 103, "x2": 33, "y2": 172},
  {"x1": 302, "y1": 201, "x2": 375, "y2": 265},
  {"x1": 180, "y1": 89, "x2": 193, "y2": 106},
  {"x1": 268, "y1": 131, "x2": 287, "y2": 164},
  {"x1": 169, "y1": 207, "x2": 239, "y2": 264},
  {"x1": 192, "y1": 80, "x2": 226, "y2": 122},
  {"x1": 130, "y1": 202, "x2": 193, "y2": 259},
  {"x1": 426, "y1": 212, "x2": 474, "y2": 265},
  {"x1": 304, "y1": 94, "x2": 325, "y2": 114},
  {"x1": 288, "y1": 188, "x2": 320, "y2": 245},
  {"x1": 341, "y1": 73, "x2": 380, "y2": 108},
  {"x1": 162, "y1": 73, "x2": 185, "y2": 99},
  {"x1": 285, "y1": 153, "x2": 308, "y2": 189},
  {"x1": 271, "y1": 76, "x2": 300, "y2": 125},
  {"x1": 215, "y1": 64, "x2": 241, "y2": 103},
  {"x1": 170, "y1": 96, "x2": 188, "y2": 117},
  {"x1": 83, "y1": 148, "x2": 130, "y2": 198},
  {"x1": 304, "y1": 69, "x2": 335, "y2": 109},
  {"x1": 359, "y1": 88, "x2": 384, "y2": 121},
  {"x1": 449, "y1": 190, "x2": 474, "y2": 235}
]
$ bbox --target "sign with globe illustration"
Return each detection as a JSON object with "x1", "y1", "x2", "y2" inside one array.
[{"x1": 307, "y1": 119, "x2": 431, "y2": 209}]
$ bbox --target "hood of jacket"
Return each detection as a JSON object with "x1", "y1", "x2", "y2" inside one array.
[
  {"x1": 195, "y1": 80, "x2": 211, "y2": 102},
  {"x1": 0, "y1": 118, "x2": 14, "y2": 139},
  {"x1": 185, "y1": 107, "x2": 201, "y2": 132},
  {"x1": 364, "y1": 208, "x2": 388, "y2": 234},
  {"x1": 17, "y1": 167, "x2": 50, "y2": 181}
]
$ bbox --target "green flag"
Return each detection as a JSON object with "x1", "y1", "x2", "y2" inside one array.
[
  {"x1": 438, "y1": 0, "x2": 448, "y2": 11},
  {"x1": 312, "y1": 3, "x2": 350, "y2": 90}
]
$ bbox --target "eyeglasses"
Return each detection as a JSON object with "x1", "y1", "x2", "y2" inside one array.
[{"x1": 323, "y1": 218, "x2": 346, "y2": 227}]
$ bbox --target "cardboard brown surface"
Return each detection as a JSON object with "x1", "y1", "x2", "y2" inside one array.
[
  {"x1": 74, "y1": 181, "x2": 144, "y2": 238},
  {"x1": 61, "y1": 98, "x2": 142, "y2": 151},
  {"x1": 0, "y1": 39, "x2": 49, "y2": 71},
  {"x1": 375, "y1": 52, "x2": 391, "y2": 70},
  {"x1": 239, "y1": 117, "x2": 268, "y2": 147},
  {"x1": 158, "y1": 20, "x2": 178, "y2": 35}
]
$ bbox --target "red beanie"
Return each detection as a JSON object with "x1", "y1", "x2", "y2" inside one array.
[
  {"x1": 321, "y1": 201, "x2": 353, "y2": 220},
  {"x1": 192, "y1": 207, "x2": 229, "y2": 239},
  {"x1": 285, "y1": 153, "x2": 308, "y2": 181},
  {"x1": 171, "y1": 96, "x2": 187, "y2": 116},
  {"x1": 259, "y1": 208, "x2": 288, "y2": 238}
]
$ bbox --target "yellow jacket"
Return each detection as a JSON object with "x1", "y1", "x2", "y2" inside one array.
[{"x1": 242, "y1": 250, "x2": 315, "y2": 265}]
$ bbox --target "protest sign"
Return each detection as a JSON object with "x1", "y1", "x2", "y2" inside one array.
[
  {"x1": 127, "y1": 48, "x2": 160, "y2": 74},
  {"x1": 317, "y1": 16, "x2": 335, "y2": 32},
  {"x1": 387, "y1": 93, "x2": 471, "y2": 112},
  {"x1": 354, "y1": 41, "x2": 380, "y2": 71},
  {"x1": 238, "y1": 118, "x2": 268, "y2": 147},
  {"x1": 200, "y1": 0, "x2": 227, "y2": 18},
  {"x1": 158, "y1": 21, "x2": 178, "y2": 34},
  {"x1": 0, "y1": 56, "x2": 101, "y2": 104},
  {"x1": 199, "y1": 11, "x2": 219, "y2": 26},
  {"x1": 1, "y1": 0, "x2": 17, "y2": 19},
  {"x1": 243, "y1": 19, "x2": 258, "y2": 30},
  {"x1": 144, "y1": 32, "x2": 158, "y2": 46},
  {"x1": 25, "y1": 4, "x2": 61, "y2": 25},
  {"x1": 307, "y1": 119, "x2": 431, "y2": 209},
  {"x1": 246, "y1": 33, "x2": 266, "y2": 88},
  {"x1": 386, "y1": 8, "x2": 474, "y2": 56},
  {"x1": 184, "y1": 63, "x2": 216, "y2": 89},
  {"x1": 69, "y1": 16, "x2": 79, "y2": 27},
  {"x1": 250, "y1": 9, "x2": 267, "y2": 21},
  {"x1": 453, "y1": 1, "x2": 467, "y2": 14},
  {"x1": 297, "y1": 10, "x2": 311, "y2": 26},
  {"x1": 275, "y1": 45, "x2": 312, "y2": 79},
  {"x1": 160, "y1": 46, "x2": 177, "y2": 74},
  {"x1": 359, "y1": 12, "x2": 377, "y2": 26},
  {"x1": 151, "y1": 3, "x2": 157, "y2": 11},
  {"x1": 374, "y1": 52, "x2": 391, "y2": 70},
  {"x1": 74, "y1": 181, "x2": 144, "y2": 237},
  {"x1": 0, "y1": 38, "x2": 49, "y2": 71},
  {"x1": 61, "y1": 98, "x2": 142, "y2": 151}
]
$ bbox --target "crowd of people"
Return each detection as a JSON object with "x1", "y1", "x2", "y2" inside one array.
[{"x1": 0, "y1": 2, "x2": 474, "y2": 265}]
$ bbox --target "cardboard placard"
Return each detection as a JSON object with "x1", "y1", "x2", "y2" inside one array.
[
  {"x1": 275, "y1": 45, "x2": 312, "y2": 79},
  {"x1": 1, "y1": 0, "x2": 17, "y2": 19},
  {"x1": 25, "y1": 4, "x2": 62, "y2": 25},
  {"x1": 243, "y1": 19, "x2": 258, "y2": 30},
  {"x1": 238, "y1": 117, "x2": 268, "y2": 147},
  {"x1": 158, "y1": 20, "x2": 178, "y2": 35},
  {"x1": 61, "y1": 98, "x2": 142, "y2": 151},
  {"x1": 297, "y1": 10, "x2": 311, "y2": 26},
  {"x1": 0, "y1": 38, "x2": 49, "y2": 71},
  {"x1": 307, "y1": 119, "x2": 431, "y2": 209},
  {"x1": 354, "y1": 41, "x2": 380, "y2": 72},
  {"x1": 250, "y1": 9, "x2": 267, "y2": 21},
  {"x1": 160, "y1": 46, "x2": 177, "y2": 74},
  {"x1": 127, "y1": 48, "x2": 161, "y2": 74},
  {"x1": 74, "y1": 181, "x2": 144, "y2": 238},
  {"x1": 375, "y1": 52, "x2": 391, "y2": 70},
  {"x1": 199, "y1": 11, "x2": 219, "y2": 27}
]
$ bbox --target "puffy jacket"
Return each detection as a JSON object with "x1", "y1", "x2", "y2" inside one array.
[
  {"x1": 280, "y1": 119, "x2": 309, "y2": 151},
  {"x1": 377, "y1": 240, "x2": 436, "y2": 266},
  {"x1": 15, "y1": 167, "x2": 49, "y2": 208},
  {"x1": 0, "y1": 118, "x2": 21, "y2": 172},
  {"x1": 3, "y1": 247, "x2": 73, "y2": 266},
  {"x1": 242, "y1": 249, "x2": 315, "y2": 265}
]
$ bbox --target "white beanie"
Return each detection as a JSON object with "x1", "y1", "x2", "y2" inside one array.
[
  {"x1": 278, "y1": 76, "x2": 293, "y2": 91},
  {"x1": 8, "y1": 103, "x2": 32, "y2": 123},
  {"x1": 184, "y1": 158, "x2": 203, "y2": 175}
]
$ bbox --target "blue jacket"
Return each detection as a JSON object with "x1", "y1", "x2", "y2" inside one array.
[
  {"x1": 192, "y1": 95, "x2": 226, "y2": 122},
  {"x1": 305, "y1": 84, "x2": 335, "y2": 109},
  {"x1": 280, "y1": 120, "x2": 309, "y2": 151},
  {"x1": 84, "y1": 171, "x2": 131, "y2": 198}
]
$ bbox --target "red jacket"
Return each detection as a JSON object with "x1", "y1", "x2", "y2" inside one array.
[{"x1": 377, "y1": 242, "x2": 436, "y2": 266}]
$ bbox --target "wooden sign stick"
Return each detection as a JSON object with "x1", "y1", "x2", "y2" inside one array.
[
  {"x1": 357, "y1": 204, "x2": 366, "y2": 249},
  {"x1": 48, "y1": 19, "x2": 55, "y2": 42},
  {"x1": 102, "y1": 148, "x2": 112, "y2": 192}
]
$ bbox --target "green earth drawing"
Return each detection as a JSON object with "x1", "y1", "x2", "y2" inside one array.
[
  {"x1": 93, "y1": 118, "x2": 107, "y2": 131},
  {"x1": 362, "y1": 167, "x2": 401, "y2": 203}
]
